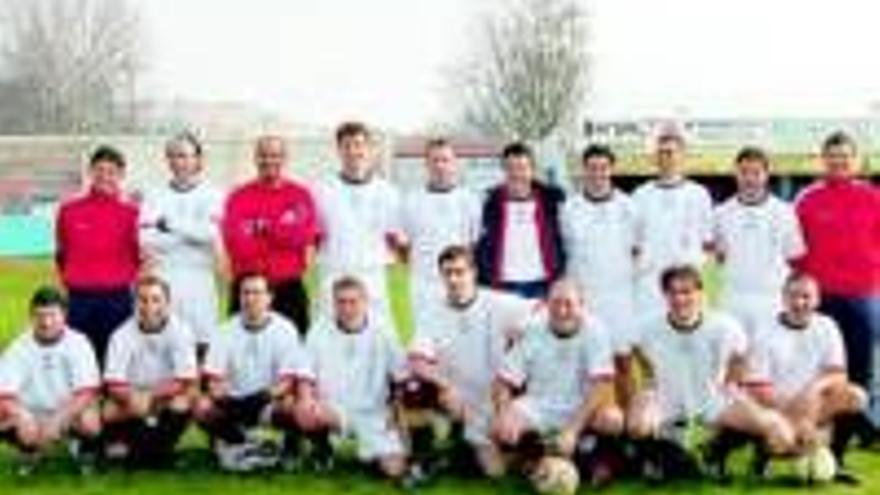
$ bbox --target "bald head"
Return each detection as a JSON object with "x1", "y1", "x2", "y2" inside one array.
[
  {"x1": 547, "y1": 278, "x2": 585, "y2": 335},
  {"x1": 254, "y1": 135, "x2": 288, "y2": 182}
]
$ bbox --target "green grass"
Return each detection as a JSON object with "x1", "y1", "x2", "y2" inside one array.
[{"x1": 0, "y1": 257, "x2": 879, "y2": 494}]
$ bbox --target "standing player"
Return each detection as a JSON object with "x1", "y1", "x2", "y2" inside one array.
[
  {"x1": 795, "y1": 131, "x2": 880, "y2": 444},
  {"x1": 493, "y1": 279, "x2": 623, "y2": 482},
  {"x1": 140, "y1": 132, "x2": 223, "y2": 359},
  {"x1": 102, "y1": 276, "x2": 198, "y2": 464},
  {"x1": 196, "y1": 272, "x2": 308, "y2": 472},
  {"x1": 295, "y1": 277, "x2": 407, "y2": 479},
  {"x1": 632, "y1": 130, "x2": 713, "y2": 314},
  {"x1": 621, "y1": 265, "x2": 796, "y2": 479},
  {"x1": 475, "y1": 142, "x2": 566, "y2": 299},
  {"x1": 561, "y1": 144, "x2": 638, "y2": 351},
  {"x1": 405, "y1": 245, "x2": 535, "y2": 478},
  {"x1": 312, "y1": 122, "x2": 404, "y2": 327},
  {"x1": 713, "y1": 146, "x2": 804, "y2": 338},
  {"x1": 56, "y1": 145, "x2": 139, "y2": 365},
  {"x1": 746, "y1": 272, "x2": 866, "y2": 480},
  {"x1": 400, "y1": 138, "x2": 481, "y2": 334},
  {"x1": 222, "y1": 135, "x2": 320, "y2": 335},
  {"x1": 0, "y1": 287, "x2": 101, "y2": 474}
]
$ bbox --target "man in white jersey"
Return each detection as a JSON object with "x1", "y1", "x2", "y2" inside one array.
[
  {"x1": 139, "y1": 132, "x2": 223, "y2": 360},
  {"x1": 195, "y1": 272, "x2": 308, "y2": 472},
  {"x1": 621, "y1": 265, "x2": 796, "y2": 480},
  {"x1": 312, "y1": 121, "x2": 404, "y2": 327},
  {"x1": 493, "y1": 279, "x2": 623, "y2": 482},
  {"x1": 632, "y1": 130, "x2": 713, "y2": 314},
  {"x1": 0, "y1": 287, "x2": 101, "y2": 474},
  {"x1": 561, "y1": 144, "x2": 638, "y2": 352},
  {"x1": 405, "y1": 245, "x2": 534, "y2": 477},
  {"x1": 745, "y1": 273, "x2": 865, "y2": 479},
  {"x1": 400, "y1": 138, "x2": 481, "y2": 336},
  {"x1": 295, "y1": 276, "x2": 407, "y2": 479},
  {"x1": 102, "y1": 276, "x2": 198, "y2": 464},
  {"x1": 713, "y1": 146, "x2": 805, "y2": 338}
]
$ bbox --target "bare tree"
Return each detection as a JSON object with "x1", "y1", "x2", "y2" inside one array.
[
  {"x1": 0, "y1": 0, "x2": 145, "y2": 134},
  {"x1": 451, "y1": 0, "x2": 590, "y2": 142}
]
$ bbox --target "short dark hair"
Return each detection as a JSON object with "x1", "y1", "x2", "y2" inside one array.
[
  {"x1": 656, "y1": 130, "x2": 686, "y2": 148},
  {"x1": 784, "y1": 271, "x2": 818, "y2": 290},
  {"x1": 335, "y1": 121, "x2": 371, "y2": 144},
  {"x1": 166, "y1": 131, "x2": 203, "y2": 157},
  {"x1": 437, "y1": 244, "x2": 475, "y2": 270},
  {"x1": 660, "y1": 264, "x2": 703, "y2": 292},
  {"x1": 734, "y1": 145, "x2": 770, "y2": 170},
  {"x1": 332, "y1": 275, "x2": 367, "y2": 296},
  {"x1": 821, "y1": 130, "x2": 857, "y2": 155},
  {"x1": 582, "y1": 143, "x2": 616, "y2": 164},
  {"x1": 30, "y1": 286, "x2": 67, "y2": 311},
  {"x1": 425, "y1": 137, "x2": 452, "y2": 154},
  {"x1": 89, "y1": 145, "x2": 126, "y2": 170},
  {"x1": 238, "y1": 272, "x2": 271, "y2": 293},
  {"x1": 136, "y1": 274, "x2": 171, "y2": 299},
  {"x1": 501, "y1": 142, "x2": 534, "y2": 164}
]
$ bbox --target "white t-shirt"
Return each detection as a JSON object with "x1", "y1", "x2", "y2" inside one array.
[
  {"x1": 0, "y1": 329, "x2": 99, "y2": 413},
  {"x1": 304, "y1": 317, "x2": 403, "y2": 414},
  {"x1": 139, "y1": 180, "x2": 223, "y2": 270},
  {"x1": 104, "y1": 315, "x2": 198, "y2": 390},
  {"x1": 562, "y1": 190, "x2": 638, "y2": 296},
  {"x1": 204, "y1": 312, "x2": 309, "y2": 398},
  {"x1": 499, "y1": 313, "x2": 614, "y2": 416},
  {"x1": 632, "y1": 179, "x2": 713, "y2": 274},
  {"x1": 410, "y1": 289, "x2": 535, "y2": 408},
  {"x1": 312, "y1": 174, "x2": 403, "y2": 273},
  {"x1": 748, "y1": 313, "x2": 846, "y2": 399},
  {"x1": 500, "y1": 199, "x2": 546, "y2": 282},
  {"x1": 629, "y1": 310, "x2": 747, "y2": 419},
  {"x1": 713, "y1": 194, "x2": 805, "y2": 295},
  {"x1": 401, "y1": 186, "x2": 481, "y2": 282}
]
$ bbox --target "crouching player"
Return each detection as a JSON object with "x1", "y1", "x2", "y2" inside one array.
[
  {"x1": 621, "y1": 265, "x2": 797, "y2": 481},
  {"x1": 404, "y1": 245, "x2": 535, "y2": 480},
  {"x1": 294, "y1": 276, "x2": 407, "y2": 480},
  {"x1": 102, "y1": 275, "x2": 198, "y2": 464},
  {"x1": 195, "y1": 272, "x2": 308, "y2": 472},
  {"x1": 0, "y1": 286, "x2": 101, "y2": 475},
  {"x1": 493, "y1": 279, "x2": 624, "y2": 486},
  {"x1": 745, "y1": 272, "x2": 866, "y2": 482}
]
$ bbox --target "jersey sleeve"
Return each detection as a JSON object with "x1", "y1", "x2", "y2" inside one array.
[
  {"x1": 780, "y1": 203, "x2": 806, "y2": 262},
  {"x1": 138, "y1": 190, "x2": 177, "y2": 255},
  {"x1": 498, "y1": 331, "x2": 531, "y2": 388},
  {"x1": 744, "y1": 331, "x2": 773, "y2": 386},
  {"x1": 0, "y1": 338, "x2": 28, "y2": 398},
  {"x1": 171, "y1": 324, "x2": 198, "y2": 381},
  {"x1": 69, "y1": 335, "x2": 101, "y2": 392},
  {"x1": 696, "y1": 186, "x2": 715, "y2": 246},
  {"x1": 202, "y1": 330, "x2": 230, "y2": 379},
  {"x1": 103, "y1": 328, "x2": 133, "y2": 386},
  {"x1": 821, "y1": 318, "x2": 847, "y2": 372},
  {"x1": 382, "y1": 331, "x2": 407, "y2": 380},
  {"x1": 277, "y1": 326, "x2": 312, "y2": 381},
  {"x1": 584, "y1": 323, "x2": 615, "y2": 380},
  {"x1": 220, "y1": 190, "x2": 264, "y2": 265}
]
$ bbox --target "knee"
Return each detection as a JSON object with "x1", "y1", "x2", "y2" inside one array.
[
  {"x1": 168, "y1": 394, "x2": 192, "y2": 415},
  {"x1": 193, "y1": 397, "x2": 215, "y2": 422},
  {"x1": 591, "y1": 406, "x2": 625, "y2": 436},
  {"x1": 76, "y1": 409, "x2": 102, "y2": 438},
  {"x1": 379, "y1": 454, "x2": 407, "y2": 479}
]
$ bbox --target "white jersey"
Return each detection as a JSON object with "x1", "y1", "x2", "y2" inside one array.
[
  {"x1": 410, "y1": 289, "x2": 534, "y2": 412},
  {"x1": 630, "y1": 310, "x2": 747, "y2": 420},
  {"x1": 104, "y1": 315, "x2": 198, "y2": 390},
  {"x1": 304, "y1": 317, "x2": 403, "y2": 415},
  {"x1": 561, "y1": 190, "x2": 638, "y2": 343},
  {"x1": 713, "y1": 194, "x2": 804, "y2": 297},
  {"x1": 0, "y1": 329, "x2": 99, "y2": 413},
  {"x1": 204, "y1": 312, "x2": 309, "y2": 399},
  {"x1": 401, "y1": 186, "x2": 481, "y2": 282},
  {"x1": 633, "y1": 180, "x2": 713, "y2": 309},
  {"x1": 501, "y1": 199, "x2": 546, "y2": 282},
  {"x1": 500, "y1": 313, "x2": 614, "y2": 418},
  {"x1": 138, "y1": 180, "x2": 223, "y2": 343},
  {"x1": 748, "y1": 314, "x2": 846, "y2": 399},
  {"x1": 313, "y1": 174, "x2": 402, "y2": 273}
]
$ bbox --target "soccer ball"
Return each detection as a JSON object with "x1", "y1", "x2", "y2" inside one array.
[
  {"x1": 792, "y1": 446, "x2": 836, "y2": 483},
  {"x1": 530, "y1": 456, "x2": 580, "y2": 495}
]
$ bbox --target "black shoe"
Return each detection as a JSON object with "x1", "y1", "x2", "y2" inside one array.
[{"x1": 834, "y1": 469, "x2": 861, "y2": 486}]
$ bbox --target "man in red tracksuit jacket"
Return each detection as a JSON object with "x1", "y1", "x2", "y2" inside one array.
[
  {"x1": 221, "y1": 135, "x2": 320, "y2": 335},
  {"x1": 794, "y1": 130, "x2": 880, "y2": 474},
  {"x1": 55, "y1": 145, "x2": 139, "y2": 366}
]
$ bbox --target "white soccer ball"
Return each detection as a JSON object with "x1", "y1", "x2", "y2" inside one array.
[
  {"x1": 792, "y1": 446, "x2": 836, "y2": 483},
  {"x1": 530, "y1": 456, "x2": 580, "y2": 495}
]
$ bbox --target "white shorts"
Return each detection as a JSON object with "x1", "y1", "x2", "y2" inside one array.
[
  {"x1": 332, "y1": 405, "x2": 404, "y2": 461},
  {"x1": 161, "y1": 266, "x2": 219, "y2": 344},
  {"x1": 656, "y1": 390, "x2": 739, "y2": 426},
  {"x1": 513, "y1": 397, "x2": 576, "y2": 434},
  {"x1": 720, "y1": 291, "x2": 780, "y2": 340}
]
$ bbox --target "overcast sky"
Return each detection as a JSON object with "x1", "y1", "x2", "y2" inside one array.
[{"x1": 138, "y1": 0, "x2": 880, "y2": 131}]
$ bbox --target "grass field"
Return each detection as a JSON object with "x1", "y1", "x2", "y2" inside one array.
[{"x1": 0, "y1": 257, "x2": 878, "y2": 494}]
